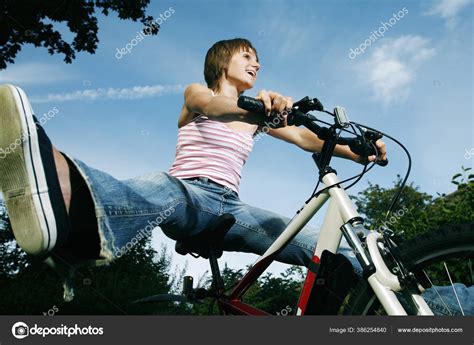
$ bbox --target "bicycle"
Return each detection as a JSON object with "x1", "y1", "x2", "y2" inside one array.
[{"x1": 133, "y1": 95, "x2": 474, "y2": 315}]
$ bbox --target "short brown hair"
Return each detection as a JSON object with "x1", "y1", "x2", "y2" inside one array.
[{"x1": 204, "y1": 38, "x2": 258, "y2": 92}]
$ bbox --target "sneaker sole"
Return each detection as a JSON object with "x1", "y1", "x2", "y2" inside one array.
[{"x1": 0, "y1": 85, "x2": 60, "y2": 255}]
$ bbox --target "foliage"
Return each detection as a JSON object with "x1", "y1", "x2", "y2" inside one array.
[
  {"x1": 190, "y1": 264, "x2": 305, "y2": 315},
  {"x1": 0, "y1": 167, "x2": 472, "y2": 314},
  {"x1": 0, "y1": 0, "x2": 158, "y2": 69},
  {"x1": 242, "y1": 266, "x2": 304, "y2": 315},
  {"x1": 353, "y1": 167, "x2": 474, "y2": 238},
  {"x1": 0, "y1": 202, "x2": 182, "y2": 314}
]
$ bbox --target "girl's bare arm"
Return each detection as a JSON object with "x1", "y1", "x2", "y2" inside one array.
[{"x1": 180, "y1": 83, "x2": 264, "y2": 127}]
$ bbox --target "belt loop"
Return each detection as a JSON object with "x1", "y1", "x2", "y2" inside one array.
[{"x1": 224, "y1": 186, "x2": 237, "y2": 198}]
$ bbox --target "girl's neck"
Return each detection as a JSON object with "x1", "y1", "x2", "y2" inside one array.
[{"x1": 214, "y1": 79, "x2": 247, "y2": 98}]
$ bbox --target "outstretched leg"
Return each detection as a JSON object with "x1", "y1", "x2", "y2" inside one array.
[{"x1": 0, "y1": 84, "x2": 97, "y2": 257}]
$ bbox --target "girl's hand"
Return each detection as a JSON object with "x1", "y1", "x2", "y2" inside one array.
[
  {"x1": 355, "y1": 139, "x2": 387, "y2": 164},
  {"x1": 255, "y1": 90, "x2": 293, "y2": 128}
]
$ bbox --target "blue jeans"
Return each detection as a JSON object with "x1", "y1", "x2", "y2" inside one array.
[
  {"x1": 67, "y1": 155, "x2": 321, "y2": 265},
  {"x1": 66, "y1": 155, "x2": 473, "y2": 315}
]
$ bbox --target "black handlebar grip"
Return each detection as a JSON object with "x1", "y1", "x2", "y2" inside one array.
[
  {"x1": 376, "y1": 159, "x2": 389, "y2": 167},
  {"x1": 237, "y1": 96, "x2": 265, "y2": 114}
]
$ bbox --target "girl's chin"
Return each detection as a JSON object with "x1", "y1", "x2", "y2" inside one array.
[
  {"x1": 240, "y1": 85, "x2": 253, "y2": 92},
  {"x1": 233, "y1": 79, "x2": 255, "y2": 92},
  {"x1": 242, "y1": 80, "x2": 255, "y2": 88}
]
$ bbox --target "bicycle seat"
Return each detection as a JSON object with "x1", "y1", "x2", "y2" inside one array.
[{"x1": 175, "y1": 213, "x2": 236, "y2": 259}]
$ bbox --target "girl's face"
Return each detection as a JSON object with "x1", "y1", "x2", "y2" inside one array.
[{"x1": 225, "y1": 49, "x2": 260, "y2": 92}]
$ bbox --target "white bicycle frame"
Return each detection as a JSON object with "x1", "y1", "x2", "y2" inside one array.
[{"x1": 253, "y1": 171, "x2": 434, "y2": 315}]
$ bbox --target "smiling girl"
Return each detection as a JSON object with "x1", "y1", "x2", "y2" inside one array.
[
  {"x1": 0, "y1": 38, "x2": 385, "y2": 268},
  {"x1": 2, "y1": 38, "x2": 471, "y2": 316}
]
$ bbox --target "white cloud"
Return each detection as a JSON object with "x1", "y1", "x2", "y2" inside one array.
[
  {"x1": 425, "y1": 0, "x2": 472, "y2": 29},
  {"x1": 30, "y1": 84, "x2": 185, "y2": 103},
  {"x1": 0, "y1": 63, "x2": 76, "y2": 85},
  {"x1": 355, "y1": 35, "x2": 435, "y2": 104}
]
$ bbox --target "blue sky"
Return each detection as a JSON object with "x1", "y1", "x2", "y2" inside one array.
[{"x1": 1, "y1": 0, "x2": 473, "y2": 278}]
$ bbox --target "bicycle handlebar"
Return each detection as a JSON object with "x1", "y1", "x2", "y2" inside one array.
[{"x1": 238, "y1": 95, "x2": 388, "y2": 167}]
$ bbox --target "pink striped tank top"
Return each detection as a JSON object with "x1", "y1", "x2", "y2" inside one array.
[{"x1": 168, "y1": 93, "x2": 255, "y2": 193}]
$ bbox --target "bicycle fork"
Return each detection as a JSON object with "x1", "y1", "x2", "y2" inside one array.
[
  {"x1": 364, "y1": 230, "x2": 433, "y2": 315},
  {"x1": 295, "y1": 171, "x2": 434, "y2": 315}
]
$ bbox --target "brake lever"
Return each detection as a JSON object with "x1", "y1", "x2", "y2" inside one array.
[
  {"x1": 360, "y1": 128, "x2": 389, "y2": 166},
  {"x1": 362, "y1": 128, "x2": 383, "y2": 141},
  {"x1": 293, "y1": 96, "x2": 324, "y2": 113},
  {"x1": 287, "y1": 109, "x2": 317, "y2": 126}
]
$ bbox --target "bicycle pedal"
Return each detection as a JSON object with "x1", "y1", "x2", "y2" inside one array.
[
  {"x1": 305, "y1": 250, "x2": 357, "y2": 315},
  {"x1": 183, "y1": 276, "x2": 194, "y2": 294}
]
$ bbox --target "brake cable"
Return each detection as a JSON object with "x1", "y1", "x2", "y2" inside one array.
[
  {"x1": 351, "y1": 121, "x2": 412, "y2": 223},
  {"x1": 304, "y1": 115, "x2": 375, "y2": 202}
]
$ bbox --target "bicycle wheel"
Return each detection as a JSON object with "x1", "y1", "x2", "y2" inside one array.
[{"x1": 343, "y1": 223, "x2": 474, "y2": 315}]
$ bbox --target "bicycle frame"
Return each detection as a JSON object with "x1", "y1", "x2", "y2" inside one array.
[{"x1": 217, "y1": 170, "x2": 434, "y2": 315}]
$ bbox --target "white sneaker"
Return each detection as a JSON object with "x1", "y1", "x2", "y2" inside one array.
[{"x1": 0, "y1": 84, "x2": 70, "y2": 255}]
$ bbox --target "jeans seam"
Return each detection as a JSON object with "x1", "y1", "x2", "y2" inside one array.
[
  {"x1": 234, "y1": 220, "x2": 312, "y2": 252},
  {"x1": 186, "y1": 179, "x2": 237, "y2": 199},
  {"x1": 102, "y1": 199, "x2": 185, "y2": 217},
  {"x1": 220, "y1": 193, "x2": 226, "y2": 215},
  {"x1": 185, "y1": 203, "x2": 221, "y2": 217},
  {"x1": 425, "y1": 299, "x2": 461, "y2": 315}
]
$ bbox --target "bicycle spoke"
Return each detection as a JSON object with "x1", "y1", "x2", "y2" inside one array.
[
  {"x1": 422, "y1": 269, "x2": 453, "y2": 316},
  {"x1": 443, "y1": 262, "x2": 465, "y2": 316}
]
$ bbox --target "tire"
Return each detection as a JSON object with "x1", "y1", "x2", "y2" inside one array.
[{"x1": 343, "y1": 223, "x2": 474, "y2": 315}]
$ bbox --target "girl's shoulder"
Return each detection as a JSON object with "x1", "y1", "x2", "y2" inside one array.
[
  {"x1": 184, "y1": 83, "x2": 214, "y2": 97},
  {"x1": 179, "y1": 84, "x2": 214, "y2": 128}
]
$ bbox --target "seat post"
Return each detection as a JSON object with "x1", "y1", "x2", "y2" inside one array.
[
  {"x1": 174, "y1": 213, "x2": 236, "y2": 292},
  {"x1": 209, "y1": 248, "x2": 224, "y2": 291}
]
